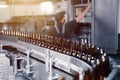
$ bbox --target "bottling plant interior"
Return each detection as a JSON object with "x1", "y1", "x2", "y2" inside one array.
[{"x1": 0, "y1": 0, "x2": 120, "y2": 80}]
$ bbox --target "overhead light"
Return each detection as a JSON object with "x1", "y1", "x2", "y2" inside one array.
[
  {"x1": 0, "y1": 5, "x2": 7, "y2": 8},
  {"x1": 40, "y1": 1, "x2": 54, "y2": 15},
  {"x1": 0, "y1": 1, "x2": 7, "y2": 8}
]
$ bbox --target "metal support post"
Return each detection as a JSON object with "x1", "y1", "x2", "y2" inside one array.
[
  {"x1": 24, "y1": 48, "x2": 34, "y2": 78},
  {"x1": 46, "y1": 49, "x2": 59, "y2": 80},
  {"x1": 14, "y1": 57, "x2": 17, "y2": 75},
  {"x1": 26, "y1": 49, "x2": 30, "y2": 73},
  {"x1": 45, "y1": 49, "x2": 50, "y2": 73}
]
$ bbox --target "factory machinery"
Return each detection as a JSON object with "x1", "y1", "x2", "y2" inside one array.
[{"x1": 0, "y1": 30, "x2": 111, "y2": 80}]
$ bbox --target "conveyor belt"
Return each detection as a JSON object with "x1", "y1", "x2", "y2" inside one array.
[{"x1": 0, "y1": 30, "x2": 111, "y2": 80}]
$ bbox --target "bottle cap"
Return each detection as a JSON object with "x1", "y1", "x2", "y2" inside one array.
[
  {"x1": 96, "y1": 59, "x2": 100, "y2": 65},
  {"x1": 100, "y1": 49, "x2": 104, "y2": 54}
]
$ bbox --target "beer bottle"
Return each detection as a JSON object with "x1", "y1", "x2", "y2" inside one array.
[
  {"x1": 62, "y1": 39, "x2": 67, "y2": 54},
  {"x1": 66, "y1": 39, "x2": 71, "y2": 55},
  {"x1": 81, "y1": 39, "x2": 87, "y2": 53},
  {"x1": 76, "y1": 42, "x2": 81, "y2": 58},
  {"x1": 50, "y1": 36, "x2": 54, "y2": 50},
  {"x1": 84, "y1": 69, "x2": 91, "y2": 80},
  {"x1": 57, "y1": 38, "x2": 62, "y2": 52},
  {"x1": 61, "y1": 77, "x2": 65, "y2": 80},
  {"x1": 71, "y1": 40, "x2": 77, "y2": 56},
  {"x1": 61, "y1": 39, "x2": 65, "y2": 53},
  {"x1": 53, "y1": 37, "x2": 58, "y2": 51},
  {"x1": 73, "y1": 72, "x2": 79, "y2": 80}
]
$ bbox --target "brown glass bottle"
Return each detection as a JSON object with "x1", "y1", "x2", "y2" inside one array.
[
  {"x1": 81, "y1": 53, "x2": 87, "y2": 61},
  {"x1": 76, "y1": 42, "x2": 81, "y2": 58},
  {"x1": 47, "y1": 36, "x2": 50, "y2": 49},
  {"x1": 84, "y1": 69, "x2": 91, "y2": 80},
  {"x1": 66, "y1": 39, "x2": 71, "y2": 55},
  {"x1": 87, "y1": 55, "x2": 92, "y2": 64},
  {"x1": 47, "y1": 35, "x2": 51, "y2": 48},
  {"x1": 44, "y1": 35, "x2": 48, "y2": 48},
  {"x1": 71, "y1": 40, "x2": 77, "y2": 56},
  {"x1": 88, "y1": 44, "x2": 92, "y2": 55},
  {"x1": 81, "y1": 39, "x2": 87, "y2": 53},
  {"x1": 6, "y1": 30, "x2": 8, "y2": 36},
  {"x1": 61, "y1": 39, "x2": 66, "y2": 54},
  {"x1": 53, "y1": 37, "x2": 58, "y2": 51},
  {"x1": 38, "y1": 34, "x2": 42, "y2": 46},
  {"x1": 57, "y1": 38, "x2": 62, "y2": 52},
  {"x1": 8, "y1": 30, "x2": 10, "y2": 36},
  {"x1": 60, "y1": 39, "x2": 68, "y2": 54},
  {"x1": 61, "y1": 77, "x2": 65, "y2": 80},
  {"x1": 41, "y1": 35, "x2": 45, "y2": 47},
  {"x1": 0, "y1": 30, "x2": 2, "y2": 35},
  {"x1": 89, "y1": 45, "x2": 96, "y2": 57},
  {"x1": 50, "y1": 36, "x2": 54, "y2": 50},
  {"x1": 95, "y1": 47, "x2": 101, "y2": 59},
  {"x1": 73, "y1": 72, "x2": 79, "y2": 80}
]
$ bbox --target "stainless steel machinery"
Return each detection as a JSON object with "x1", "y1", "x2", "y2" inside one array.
[{"x1": 93, "y1": 0, "x2": 119, "y2": 54}]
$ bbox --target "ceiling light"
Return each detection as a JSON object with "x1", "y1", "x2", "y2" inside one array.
[
  {"x1": 0, "y1": 1, "x2": 7, "y2": 8},
  {"x1": 40, "y1": 1, "x2": 54, "y2": 15}
]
